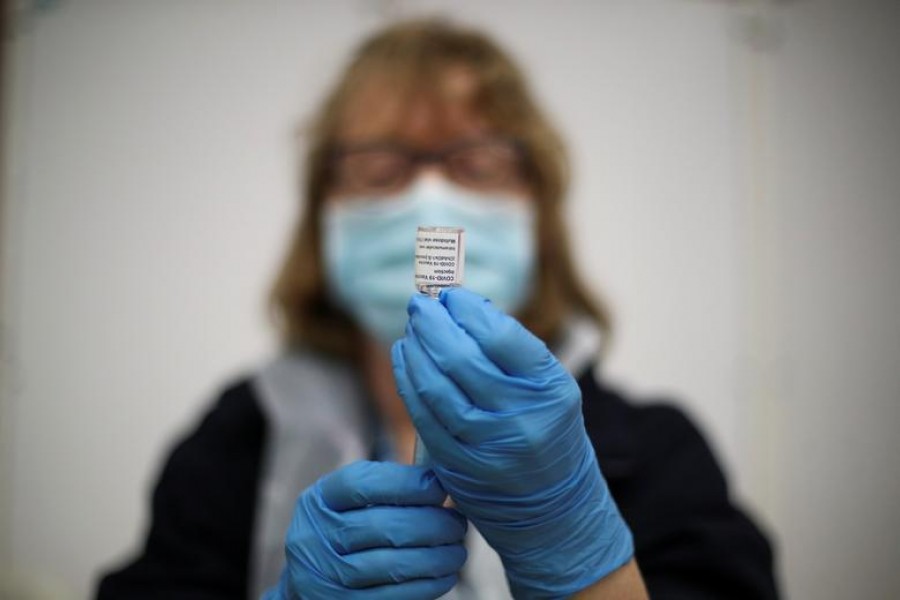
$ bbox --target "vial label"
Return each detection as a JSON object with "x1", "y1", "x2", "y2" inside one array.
[{"x1": 415, "y1": 226, "x2": 465, "y2": 297}]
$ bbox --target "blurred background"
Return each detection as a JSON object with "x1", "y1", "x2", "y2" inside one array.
[{"x1": 1, "y1": 0, "x2": 898, "y2": 598}]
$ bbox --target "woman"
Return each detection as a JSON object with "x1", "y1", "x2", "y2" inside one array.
[{"x1": 97, "y1": 19, "x2": 778, "y2": 599}]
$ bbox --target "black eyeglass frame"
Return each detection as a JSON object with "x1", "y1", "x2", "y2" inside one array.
[{"x1": 324, "y1": 136, "x2": 529, "y2": 194}]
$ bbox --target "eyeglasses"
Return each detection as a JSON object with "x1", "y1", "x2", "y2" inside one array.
[{"x1": 327, "y1": 137, "x2": 527, "y2": 195}]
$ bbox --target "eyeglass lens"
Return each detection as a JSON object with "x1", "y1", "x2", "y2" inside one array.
[{"x1": 331, "y1": 138, "x2": 523, "y2": 194}]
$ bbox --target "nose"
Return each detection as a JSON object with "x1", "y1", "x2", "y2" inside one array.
[{"x1": 408, "y1": 166, "x2": 451, "y2": 188}]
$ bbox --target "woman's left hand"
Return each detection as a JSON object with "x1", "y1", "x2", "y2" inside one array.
[
  {"x1": 392, "y1": 288, "x2": 634, "y2": 599},
  {"x1": 263, "y1": 461, "x2": 467, "y2": 600}
]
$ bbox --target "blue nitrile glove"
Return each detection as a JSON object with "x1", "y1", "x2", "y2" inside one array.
[
  {"x1": 262, "y1": 461, "x2": 468, "y2": 600},
  {"x1": 391, "y1": 288, "x2": 634, "y2": 599}
]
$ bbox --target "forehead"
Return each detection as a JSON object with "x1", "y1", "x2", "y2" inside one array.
[{"x1": 336, "y1": 68, "x2": 491, "y2": 148}]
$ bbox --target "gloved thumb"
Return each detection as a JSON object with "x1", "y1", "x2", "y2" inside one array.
[{"x1": 439, "y1": 287, "x2": 556, "y2": 378}]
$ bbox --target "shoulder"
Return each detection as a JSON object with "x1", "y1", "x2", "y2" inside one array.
[
  {"x1": 95, "y1": 376, "x2": 269, "y2": 598},
  {"x1": 180, "y1": 377, "x2": 266, "y2": 455},
  {"x1": 578, "y1": 370, "x2": 780, "y2": 598},
  {"x1": 154, "y1": 377, "x2": 267, "y2": 486},
  {"x1": 627, "y1": 398, "x2": 729, "y2": 501},
  {"x1": 149, "y1": 375, "x2": 267, "y2": 521},
  {"x1": 577, "y1": 369, "x2": 724, "y2": 493}
]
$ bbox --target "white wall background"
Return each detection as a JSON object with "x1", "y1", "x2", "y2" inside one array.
[{"x1": 2, "y1": 1, "x2": 898, "y2": 598}]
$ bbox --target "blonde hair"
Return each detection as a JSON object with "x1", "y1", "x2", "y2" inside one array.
[{"x1": 270, "y1": 18, "x2": 611, "y2": 357}]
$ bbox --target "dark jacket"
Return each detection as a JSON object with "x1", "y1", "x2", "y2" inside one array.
[{"x1": 96, "y1": 370, "x2": 779, "y2": 599}]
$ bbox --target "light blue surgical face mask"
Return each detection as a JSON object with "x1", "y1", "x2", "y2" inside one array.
[{"x1": 322, "y1": 177, "x2": 536, "y2": 346}]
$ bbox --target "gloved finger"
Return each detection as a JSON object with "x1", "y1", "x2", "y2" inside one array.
[
  {"x1": 391, "y1": 340, "x2": 468, "y2": 463},
  {"x1": 400, "y1": 323, "x2": 499, "y2": 445},
  {"x1": 319, "y1": 462, "x2": 446, "y2": 511},
  {"x1": 440, "y1": 287, "x2": 558, "y2": 378},
  {"x1": 407, "y1": 294, "x2": 530, "y2": 412},
  {"x1": 345, "y1": 574, "x2": 459, "y2": 600},
  {"x1": 337, "y1": 544, "x2": 467, "y2": 588},
  {"x1": 329, "y1": 505, "x2": 467, "y2": 554}
]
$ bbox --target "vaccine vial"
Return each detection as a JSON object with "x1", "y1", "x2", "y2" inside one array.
[
  {"x1": 415, "y1": 226, "x2": 465, "y2": 298},
  {"x1": 413, "y1": 226, "x2": 464, "y2": 467}
]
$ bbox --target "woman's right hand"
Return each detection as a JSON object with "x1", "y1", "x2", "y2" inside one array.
[
  {"x1": 263, "y1": 461, "x2": 468, "y2": 600},
  {"x1": 392, "y1": 289, "x2": 635, "y2": 598}
]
